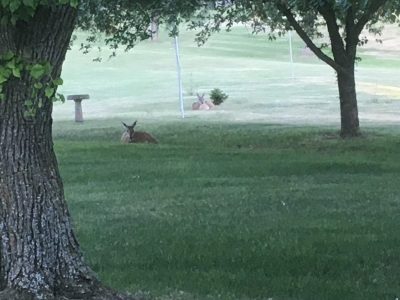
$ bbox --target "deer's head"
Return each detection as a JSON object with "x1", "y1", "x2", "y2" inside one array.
[
  {"x1": 196, "y1": 93, "x2": 205, "y2": 104},
  {"x1": 122, "y1": 121, "x2": 137, "y2": 142}
]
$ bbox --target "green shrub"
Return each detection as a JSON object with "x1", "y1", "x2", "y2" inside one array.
[{"x1": 210, "y1": 88, "x2": 228, "y2": 106}]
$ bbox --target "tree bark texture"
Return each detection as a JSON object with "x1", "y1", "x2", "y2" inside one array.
[
  {"x1": 0, "y1": 5, "x2": 134, "y2": 300},
  {"x1": 337, "y1": 66, "x2": 360, "y2": 138}
]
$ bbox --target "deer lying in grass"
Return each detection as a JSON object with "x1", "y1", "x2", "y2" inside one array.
[
  {"x1": 121, "y1": 121, "x2": 158, "y2": 144},
  {"x1": 192, "y1": 93, "x2": 214, "y2": 110}
]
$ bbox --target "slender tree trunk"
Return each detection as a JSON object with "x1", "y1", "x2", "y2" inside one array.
[
  {"x1": 0, "y1": 5, "x2": 134, "y2": 300},
  {"x1": 150, "y1": 16, "x2": 160, "y2": 41},
  {"x1": 337, "y1": 65, "x2": 360, "y2": 138}
]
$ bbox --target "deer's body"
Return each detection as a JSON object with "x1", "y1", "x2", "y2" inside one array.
[
  {"x1": 121, "y1": 131, "x2": 131, "y2": 143},
  {"x1": 192, "y1": 93, "x2": 214, "y2": 111},
  {"x1": 192, "y1": 102, "x2": 201, "y2": 110},
  {"x1": 130, "y1": 131, "x2": 158, "y2": 144},
  {"x1": 199, "y1": 103, "x2": 210, "y2": 110},
  {"x1": 205, "y1": 100, "x2": 215, "y2": 108},
  {"x1": 121, "y1": 121, "x2": 158, "y2": 144}
]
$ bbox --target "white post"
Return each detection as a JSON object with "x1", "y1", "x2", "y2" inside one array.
[
  {"x1": 174, "y1": 35, "x2": 185, "y2": 119},
  {"x1": 288, "y1": 31, "x2": 294, "y2": 78}
]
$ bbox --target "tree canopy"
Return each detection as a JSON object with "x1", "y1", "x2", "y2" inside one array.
[
  {"x1": 190, "y1": 0, "x2": 400, "y2": 65},
  {"x1": 76, "y1": 0, "x2": 207, "y2": 54}
]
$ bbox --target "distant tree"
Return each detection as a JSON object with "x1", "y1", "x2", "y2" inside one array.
[
  {"x1": 150, "y1": 15, "x2": 160, "y2": 41},
  {"x1": 0, "y1": 1, "x2": 203, "y2": 299},
  {"x1": 190, "y1": 0, "x2": 400, "y2": 137}
]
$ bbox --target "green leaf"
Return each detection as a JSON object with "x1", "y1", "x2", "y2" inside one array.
[
  {"x1": 22, "y1": 0, "x2": 34, "y2": 7},
  {"x1": 52, "y1": 78, "x2": 63, "y2": 86},
  {"x1": 0, "y1": 75, "x2": 7, "y2": 84},
  {"x1": 42, "y1": 62, "x2": 52, "y2": 75},
  {"x1": 30, "y1": 64, "x2": 45, "y2": 79},
  {"x1": 12, "y1": 67, "x2": 20, "y2": 78},
  {"x1": 6, "y1": 60, "x2": 15, "y2": 69},
  {"x1": 0, "y1": 66, "x2": 11, "y2": 78},
  {"x1": 55, "y1": 93, "x2": 65, "y2": 103},
  {"x1": 34, "y1": 82, "x2": 43, "y2": 89},
  {"x1": 9, "y1": 0, "x2": 21, "y2": 13},
  {"x1": 70, "y1": 0, "x2": 78, "y2": 7},
  {"x1": 2, "y1": 51, "x2": 14, "y2": 61},
  {"x1": 45, "y1": 86, "x2": 55, "y2": 98}
]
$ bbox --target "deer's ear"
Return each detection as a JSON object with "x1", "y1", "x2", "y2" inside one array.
[
  {"x1": 122, "y1": 122, "x2": 129, "y2": 128},
  {"x1": 202, "y1": 93, "x2": 205, "y2": 97},
  {"x1": 132, "y1": 121, "x2": 138, "y2": 127}
]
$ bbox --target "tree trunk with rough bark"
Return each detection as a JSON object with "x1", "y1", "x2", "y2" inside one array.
[
  {"x1": 337, "y1": 65, "x2": 360, "y2": 138},
  {"x1": 0, "y1": 5, "x2": 135, "y2": 300}
]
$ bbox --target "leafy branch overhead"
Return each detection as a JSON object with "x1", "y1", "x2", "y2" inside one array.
[
  {"x1": 0, "y1": 0, "x2": 78, "y2": 24},
  {"x1": 0, "y1": 0, "x2": 74, "y2": 116},
  {"x1": 189, "y1": 0, "x2": 400, "y2": 63},
  {"x1": 76, "y1": 0, "x2": 208, "y2": 55},
  {"x1": 0, "y1": 51, "x2": 64, "y2": 116}
]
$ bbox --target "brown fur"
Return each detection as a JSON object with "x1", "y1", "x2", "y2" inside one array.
[
  {"x1": 130, "y1": 131, "x2": 158, "y2": 144},
  {"x1": 192, "y1": 102, "x2": 201, "y2": 110},
  {"x1": 205, "y1": 100, "x2": 215, "y2": 108},
  {"x1": 121, "y1": 121, "x2": 158, "y2": 144},
  {"x1": 193, "y1": 93, "x2": 213, "y2": 111},
  {"x1": 199, "y1": 103, "x2": 210, "y2": 110}
]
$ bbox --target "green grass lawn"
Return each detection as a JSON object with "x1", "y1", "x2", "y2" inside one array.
[
  {"x1": 52, "y1": 24, "x2": 400, "y2": 299},
  {"x1": 54, "y1": 121, "x2": 400, "y2": 300}
]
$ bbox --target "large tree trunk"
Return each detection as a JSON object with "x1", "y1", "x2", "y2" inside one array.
[
  {"x1": 337, "y1": 65, "x2": 360, "y2": 138},
  {"x1": 0, "y1": 5, "x2": 133, "y2": 300}
]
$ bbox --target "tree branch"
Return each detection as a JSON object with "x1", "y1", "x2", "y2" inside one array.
[
  {"x1": 317, "y1": 3, "x2": 348, "y2": 65},
  {"x1": 354, "y1": 0, "x2": 389, "y2": 36},
  {"x1": 277, "y1": 3, "x2": 347, "y2": 74},
  {"x1": 344, "y1": 5, "x2": 357, "y2": 57}
]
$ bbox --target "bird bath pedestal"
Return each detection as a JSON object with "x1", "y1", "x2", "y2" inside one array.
[{"x1": 67, "y1": 94, "x2": 90, "y2": 122}]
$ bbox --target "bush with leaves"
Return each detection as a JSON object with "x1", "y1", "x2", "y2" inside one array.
[{"x1": 210, "y1": 88, "x2": 228, "y2": 106}]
